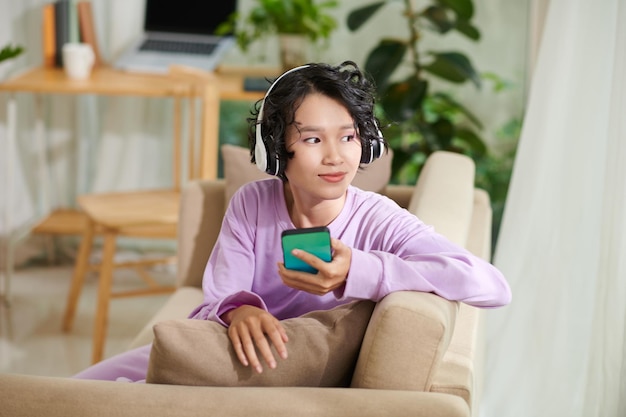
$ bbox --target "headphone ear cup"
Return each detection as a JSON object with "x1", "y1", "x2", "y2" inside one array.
[
  {"x1": 360, "y1": 140, "x2": 374, "y2": 164},
  {"x1": 254, "y1": 131, "x2": 268, "y2": 173},
  {"x1": 360, "y1": 122, "x2": 385, "y2": 164},
  {"x1": 372, "y1": 137, "x2": 384, "y2": 160},
  {"x1": 255, "y1": 129, "x2": 280, "y2": 176},
  {"x1": 265, "y1": 136, "x2": 279, "y2": 176}
]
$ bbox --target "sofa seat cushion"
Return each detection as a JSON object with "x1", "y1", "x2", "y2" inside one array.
[{"x1": 146, "y1": 300, "x2": 375, "y2": 387}]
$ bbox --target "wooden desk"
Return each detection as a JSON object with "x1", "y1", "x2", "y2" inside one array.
[
  {"x1": 0, "y1": 65, "x2": 268, "y2": 178},
  {"x1": 0, "y1": 65, "x2": 269, "y2": 99},
  {"x1": 0, "y1": 65, "x2": 268, "y2": 304}
]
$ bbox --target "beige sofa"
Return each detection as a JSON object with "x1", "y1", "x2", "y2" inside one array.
[{"x1": 0, "y1": 151, "x2": 492, "y2": 417}]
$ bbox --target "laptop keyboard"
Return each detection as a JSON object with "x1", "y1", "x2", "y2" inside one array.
[{"x1": 140, "y1": 39, "x2": 218, "y2": 55}]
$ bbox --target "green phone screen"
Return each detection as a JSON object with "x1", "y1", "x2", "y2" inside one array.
[{"x1": 281, "y1": 227, "x2": 332, "y2": 273}]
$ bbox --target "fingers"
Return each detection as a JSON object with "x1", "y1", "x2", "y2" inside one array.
[
  {"x1": 227, "y1": 306, "x2": 289, "y2": 374},
  {"x1": 278, "y1": 263, "x2": 346, "y2": 295},
  {"x1": 330, "y1": 238, "x2": 349, "y2": 257},
  {"x1": 278, "y1": 238, "x2": 351, "y2": 295}
]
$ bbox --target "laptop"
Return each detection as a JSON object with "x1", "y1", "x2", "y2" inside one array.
[{"x1": 114, "y1": 0, "x2": 237, "y2": 73}]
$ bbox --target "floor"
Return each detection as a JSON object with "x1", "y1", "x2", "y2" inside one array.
[{"x1": 0, "y1": 261, "x2": 173, "y2": 377}]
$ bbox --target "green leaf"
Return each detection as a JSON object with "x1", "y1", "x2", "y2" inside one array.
[
  {"x1": 481, "y1": 71, "x2": 514, "y2": 92},
  {"x1": 347, "y1": 2, "x2": 387, "y2": 31},
  {"x1": 437, "y1": 0, "x2": 474, "y2": 19},
  {"x1": 429, "y1": 118, "x2": 455, "y2": 149},
  {"x1": 365, "y1": 39, "x2": 407, "y2": 90},
  {"x1": 417, "y1": 121, "x2": 441, "y2": 151},
  {"x1": 380, "y1": 77, "x2": 428, "y2": 122},
  {"x1": 430, "y1": 92, "x2": 483, "y2": 129},
  {"x1": 422, "y1": 6, "x2": 454, "y2": 34},
  {"x1": 423, "y1": 52, "x2": 481, "y2": 88},
  {"x1": 391, "y1": 148, "x2": 414, "y2": 180},
  {"x1": 455, "y1": 127, "x2": 487, "y2": 156},
  {"x1": 0, "y1": 44, "x2": 24, "y2": 63},
  {"x1": 455, "y1": 18, "x2": 480, "y2": 40}
]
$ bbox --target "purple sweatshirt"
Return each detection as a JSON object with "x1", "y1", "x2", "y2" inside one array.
[{"x1": 190, "y1": 179, "x2": 511, "y2": 325}]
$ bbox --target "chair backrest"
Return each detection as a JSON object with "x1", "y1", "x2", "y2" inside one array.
[{"x1": 168, "y1": 65, "x2": 221, "y2": 189}]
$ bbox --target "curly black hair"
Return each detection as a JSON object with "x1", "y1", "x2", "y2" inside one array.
[{"x1": 248, "y1": 61, "x2": 386, "y2": 180}]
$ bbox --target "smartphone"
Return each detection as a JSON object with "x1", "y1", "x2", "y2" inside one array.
[{"x1": 281, "y1": 226, "x2": 332, "y2": 274}]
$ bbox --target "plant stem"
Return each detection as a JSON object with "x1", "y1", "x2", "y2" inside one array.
[{"x1": 404, "y1": 0, "x2": 422, "y2": 76}]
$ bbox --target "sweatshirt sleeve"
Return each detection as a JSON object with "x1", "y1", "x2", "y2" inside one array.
[
  {"x1": 187, "y1": 185, "x2": 269, "y2": 325},
  {"x1": 334, "y1": 201, "x2": 511, "y2": 308}
]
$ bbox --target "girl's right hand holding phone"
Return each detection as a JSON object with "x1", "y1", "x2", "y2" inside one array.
[
  {"x1": 278, "y1": 238, "x2": 352, "y2": 295},
  {"x1": 222, "y1": 305, "x2": 289, "y2": 374}
]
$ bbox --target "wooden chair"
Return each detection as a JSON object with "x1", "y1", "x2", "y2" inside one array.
[{"x1": 61, "y1": 66, "x2": 220, "y2": 364}]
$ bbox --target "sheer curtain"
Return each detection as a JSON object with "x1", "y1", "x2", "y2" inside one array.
[
  {"x1": 481, "y1": 0, "x2": 626, "y2": 415},
  {"x1": 0, "y1": 0, "x2": 173, "y2": 235}
]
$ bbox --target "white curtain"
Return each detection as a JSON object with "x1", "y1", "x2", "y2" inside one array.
[{"x1": 482, "y1": 0, "x2": 626, "y2": 415}]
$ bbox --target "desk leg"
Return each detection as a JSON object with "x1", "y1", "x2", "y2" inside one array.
[
  {"x1": 34, "y1": 94, "x2": 51, "y2": 213},
  {"x1": 199, "y1": 75, "x2": 220, "y2": 180},
  {"x1": 1, "y1": 95, "x2": 17, "y2": 306}
]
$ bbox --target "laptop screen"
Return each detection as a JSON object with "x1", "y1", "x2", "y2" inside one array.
[{"x1": 144, "y1": 0, "x2": 237, "y2": 36}]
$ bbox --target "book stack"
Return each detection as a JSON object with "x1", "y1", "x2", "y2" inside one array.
[{"x1": 42, "y1": 0, "x2": 103, "y2": 67}]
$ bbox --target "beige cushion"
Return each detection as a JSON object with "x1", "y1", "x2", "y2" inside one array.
[
  {"x1": 351, "y1": 291, "x2": 458, "y2": 391},
  {"x1": 146, "y1": 300, "x2": 375, "y2": 387},
  {"x1": 221, "y1": 144, "x2": 393, "y2": 203}
]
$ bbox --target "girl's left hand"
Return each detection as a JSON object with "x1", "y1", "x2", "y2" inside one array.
[{"x1": 278, "y1": 238, "x2": 351, "y2": 295}]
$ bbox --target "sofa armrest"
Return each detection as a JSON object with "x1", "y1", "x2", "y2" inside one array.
[
  {"x1": 177, "y1": 179, "x2": 226, "y2": 288},
  {"x1": 351, "y1": 291, "x2": 458, "y2": 391},
  {"x1": 427, "y1": 188, "x2": 492, "y2": 413},
  {"x1": 361, "y1": 152, "x2": 484, "y2": 413},
  {"x1": 430, "y1": 304, "x2": 481, "y2": 410}
]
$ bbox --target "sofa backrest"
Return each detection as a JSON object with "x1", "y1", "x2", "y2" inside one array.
[
  {"x1": 408, "y1": 151, "x2": 475, "y2": 247},
  {"x1": 176, "y1": 179, "x2": 227, "y2": 288}
]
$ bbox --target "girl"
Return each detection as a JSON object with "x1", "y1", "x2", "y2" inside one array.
[{"x1": 75, "y1": 61, "x2": 511, "y2": 381}]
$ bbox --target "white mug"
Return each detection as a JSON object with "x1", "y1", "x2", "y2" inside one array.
[{"x1": 62, "y1": 43, "x2": 95, "y2": 80}]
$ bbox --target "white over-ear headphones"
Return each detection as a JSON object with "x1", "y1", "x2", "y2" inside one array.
[
  {"x1": 255, "y1": 65, "x2": 310, "y2": 175},
  {"x1": 254, "y1": 64, "x2": 385, "y2": 175}
]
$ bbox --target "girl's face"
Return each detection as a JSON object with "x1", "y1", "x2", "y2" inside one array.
[{"x1": 284, "y1": 93, "x2": 362, "y2": 205}]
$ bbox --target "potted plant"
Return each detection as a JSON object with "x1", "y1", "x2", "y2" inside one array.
[
  {"x1": 217, "y1": 0, "x2": 338, "y2": 71},
  {"x1": 347, "y1": 0, "x2": 487, "y2": 184}
]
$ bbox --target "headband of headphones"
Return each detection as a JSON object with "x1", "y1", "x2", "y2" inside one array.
[{"x1": 254, "y1": 64, "x2": 385, "y2": 175}]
